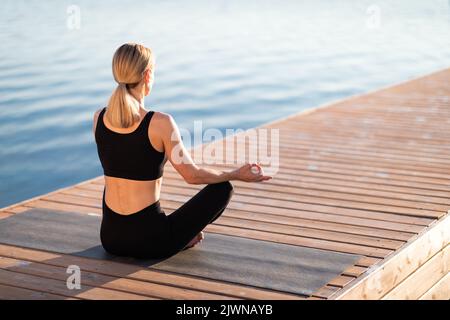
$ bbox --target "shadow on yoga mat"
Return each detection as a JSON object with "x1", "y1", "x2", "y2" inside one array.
[{"x1": 0, "y1": 208, "x2": 361, "y2": 296}]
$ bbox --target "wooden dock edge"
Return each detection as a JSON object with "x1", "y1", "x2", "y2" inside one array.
[{"x1": 329, "y1": 212, "x2": 450, "y2": 300}]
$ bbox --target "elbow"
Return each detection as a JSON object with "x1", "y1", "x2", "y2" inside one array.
[{"x1": 183, "y1": 172, "x2": 202, "y2": 185}]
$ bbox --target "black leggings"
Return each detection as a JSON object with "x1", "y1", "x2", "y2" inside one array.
[{"x1": 100, "y1": 181, "x2": 234, "y2": 259}]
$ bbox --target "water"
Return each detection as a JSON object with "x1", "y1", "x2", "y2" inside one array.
[{"x1": 1, "y1": 0, "x2": 449, "y2": 208}]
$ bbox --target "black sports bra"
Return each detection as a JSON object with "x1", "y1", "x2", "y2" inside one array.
[{"x1": 95, "y1": 107, "x2": 166, "y2": 181}]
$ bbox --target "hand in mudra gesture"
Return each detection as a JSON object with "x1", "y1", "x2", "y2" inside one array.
[{"x1": 233, "y1": 163, "x2": 272, "y2": 182}]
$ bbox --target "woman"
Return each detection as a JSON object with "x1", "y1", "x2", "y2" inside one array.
[{"x1": 93, "y1": 43, "x2": 272, "y2": 259}]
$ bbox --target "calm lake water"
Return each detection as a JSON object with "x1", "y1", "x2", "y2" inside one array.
[{"x1": 1, "y1": 0, "x2": 450, "y2": 208}]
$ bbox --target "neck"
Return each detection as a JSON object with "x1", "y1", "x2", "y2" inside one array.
[{"x1": 129, "y1": 88, "x2": 145, "y2": 108}]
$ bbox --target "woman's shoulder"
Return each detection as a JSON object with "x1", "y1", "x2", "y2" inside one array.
[
  {"x1": 92, "y1": 107, "x2": 105, "y2": 135},
  {"x1": 148, "y1": 110, "x2": 178, "y2": 135},
  {"x1": 150, "y1": 110, "x2": 176, "y2": 126},
  {"x1": 151, "y1": 110, "x2": 172, "y2": 121}
]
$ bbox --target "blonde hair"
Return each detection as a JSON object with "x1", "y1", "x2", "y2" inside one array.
[{"x1": 106, "y1": 43, "x2": 154, "y2": 128}]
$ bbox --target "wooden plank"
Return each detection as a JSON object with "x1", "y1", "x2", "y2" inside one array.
[
  {"x1": 328, "y1": 275, "x2": 356, "y2": 288},
  {"x1": 0, "y1": 212, "x2": 13, "y2": 220},
  {"x1": 355, "y1": 257, "x2": 381, "y2": 268},
  {"x1": 307, "y1": 296, "x2": 326, "y2": 300},
  {"x1": 25, "y1": 199, "x2": 101, "y2": 215},
  {"x1": 0, "y1": 244, "x2": 302, "y2": 300},
  {"x1": 0, "y1": 175, "x2": 102, "y2": 213},
  {"x1": 63, "y1": 187, "x2": 103, "y2": 198},
  {"x1": 43, "y1": 193, "x2": 99, "y2": 208},
  {"x1": 330, "y1": 214, "x2": 450, "y2": 299},
  {"x1": 382, "y1": 245, "x2": 449, "y2": 300},
  {"x1": 0, "y1": 268, "x2": 153, "y2": 300},
  {"x1": 0, "y1": 255, "x2": 237, "y2": 300},
  {"x1": 3, "y1": 206, "x2": 30, "y2": 214},
  {"x1": 342, "y1": 266, "x2": 367, "y2": 277},
  {"x1": 311, "y1": 285, "x2": 341, "y2": 299},
  {"x1": 419, "y1": 273, "x2": 450, "y2": 300},
  {"x1": 0, "y1": 283, "x2": 76, "y2": 300}
]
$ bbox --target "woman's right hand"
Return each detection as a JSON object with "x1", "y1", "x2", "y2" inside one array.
[{"x1": 233, "y1": 163, "x2": 272, "y2": 182}]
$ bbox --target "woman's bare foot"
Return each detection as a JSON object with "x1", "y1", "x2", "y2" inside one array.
[{"x1": 183, "y1": 232, "x2": 204, "y2": 250}]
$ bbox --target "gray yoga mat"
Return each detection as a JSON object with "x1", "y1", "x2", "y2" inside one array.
[{"x1": 0, "y1": 208, "x2": 360, "y2": 296}]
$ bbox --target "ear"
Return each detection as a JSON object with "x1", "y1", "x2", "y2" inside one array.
[{"x1": 144, "y1": 69, "x2": 151, "y2": 83}]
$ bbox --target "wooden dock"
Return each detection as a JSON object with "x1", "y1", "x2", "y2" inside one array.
[{"x1": 0, "y1": 68, "x2": 449, "y2": 300}]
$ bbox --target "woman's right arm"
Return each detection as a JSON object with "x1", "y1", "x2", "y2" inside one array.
[{"x1": 155, "y1": 113, "x2": 272, "y2": 185}]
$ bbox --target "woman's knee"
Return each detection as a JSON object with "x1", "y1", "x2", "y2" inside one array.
[
  {"x1": 204, "y1": 181, "x2": 234, "y2": 205},
  {"x1": 205, "y1": 181, "x2": 234, "y2": 202}
]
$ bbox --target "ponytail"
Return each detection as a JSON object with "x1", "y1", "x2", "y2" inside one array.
[{"x1": 106, "y1": 83, "x2": 140, "y2": 128}]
